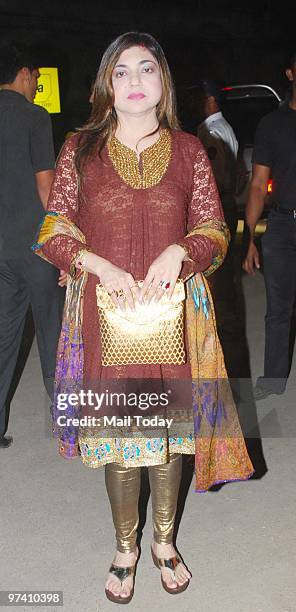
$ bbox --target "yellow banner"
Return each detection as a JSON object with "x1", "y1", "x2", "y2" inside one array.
[{"x1": 34, "y1": 67, "x2": 61, "y2": 114}]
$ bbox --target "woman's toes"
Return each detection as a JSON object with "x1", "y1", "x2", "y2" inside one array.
[
  {"x1": 167, "y1": 579, "x2": 178, "y2": 589},
  {"x1": 162, "y1": 569, "x2": 177, "y2": 588},
  {"x1": 175, "y1": 565, "x2": 190, "y2": 585},
  {"x1": 106, "y1": 576, "x2": 120, "y2": 596},
  {"x1": 111, "y1": 580, "x2": 120, "y2": 596},
  {"x1": 115, "y1": 577, "x2": 132, "y2": 599},
  {"x1": 176, "y1": 575, "x2": 185, "y2": 585}
]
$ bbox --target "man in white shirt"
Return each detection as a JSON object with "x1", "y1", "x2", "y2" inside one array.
[{"x1": 197, "y1": 79, "x2": 238, "y2": 219}]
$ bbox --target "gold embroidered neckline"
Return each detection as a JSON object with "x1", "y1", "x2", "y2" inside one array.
[{"x1": 107, "y1": 129, "x2": 171, "y2": 189}]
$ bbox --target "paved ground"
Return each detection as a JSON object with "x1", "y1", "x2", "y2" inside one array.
[{"x1": 1, "y1": 257, "x2": 295, "y2": 612}]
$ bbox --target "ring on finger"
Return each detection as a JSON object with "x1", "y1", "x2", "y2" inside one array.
[
  {"x1": 116, "y1": 289, "x2": 125, "y2": 299},
  {"x1": 159, "y1": 280, "x2": 171, "y2": 291}
]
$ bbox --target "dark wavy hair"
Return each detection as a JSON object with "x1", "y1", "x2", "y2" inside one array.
[
  {"x1": 0, "y1": 42, "x2": 38, "y2": 84},
  {"x1": 74, "y1": 31, "x2": 180, "y2": 180}
]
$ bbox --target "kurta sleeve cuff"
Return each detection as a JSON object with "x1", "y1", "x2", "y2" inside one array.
[
  {"x1": 177, "y1": 236, "x2": 218, "y2": 279},
  {"x1": 40, "y1": 235, "x2": 89, "y2": 275}
]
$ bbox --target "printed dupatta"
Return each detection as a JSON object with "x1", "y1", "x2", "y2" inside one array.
[
  {"x1": 33, "y1": 212, "x2": 87, "y2": 457},
  {"x1": 33, "y1": 213, "x2": 254, "y2": 491}
]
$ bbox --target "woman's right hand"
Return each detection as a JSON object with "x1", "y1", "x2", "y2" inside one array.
[{"x1": 96, "y1": 259, "x2": 139, "y2": 311}]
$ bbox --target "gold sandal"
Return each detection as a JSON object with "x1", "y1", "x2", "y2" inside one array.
[
  {"x1": 105, "y1": 548, "x2": 139, "y2": 604},
  {"x1": 151, "y1": 545, "x2": 190, "y2": 594}
]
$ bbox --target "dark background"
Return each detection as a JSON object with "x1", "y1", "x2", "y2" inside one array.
[{"x1": 0, "y1": 0, "x2": 294, "y2": 151}]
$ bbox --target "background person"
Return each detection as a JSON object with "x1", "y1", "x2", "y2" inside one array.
[
  {"x1": 33, "y1": 32, "x2": 253, "y2": 603},
  {"x1": 0, "y1": 42, "x2": 65, "y2": 448},
  {"x1": 196, "y1": 79, "x2": 240, "y2": 375},
  {"x1": 243, "y1": 51, "x2": 296, "y2": 399},
  {"x1": 196, "y1": 79, "x2": 238, "y2": 222}
]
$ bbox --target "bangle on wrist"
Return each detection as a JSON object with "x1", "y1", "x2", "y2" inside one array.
[
  {"x1": 76, "y1": 250, "x2": 88, "y2": 270},
  {"x1": 69, "y1": 249, "x2": 89, "y2": 278}
]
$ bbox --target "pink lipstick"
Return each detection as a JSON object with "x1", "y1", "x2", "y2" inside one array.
[{"x1": 128, "y1": 93, "x2": 146, "y2": 100}]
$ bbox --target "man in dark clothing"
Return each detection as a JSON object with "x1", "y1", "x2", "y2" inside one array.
[
  {"x1": 243, "y1": 51, "x2": 296, "y2": 399},
  {"x1": 0, "y1": 43, "x2": 64, "y2": 447}
]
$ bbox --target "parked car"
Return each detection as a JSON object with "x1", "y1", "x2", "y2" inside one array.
[{"x1": 221, "y1": 84, "x2": 282, "y2": 217}]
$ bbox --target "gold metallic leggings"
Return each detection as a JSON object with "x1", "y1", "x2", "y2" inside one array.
[{"x1": 105, "y1": 454, "x2": 182, "y2": 553}]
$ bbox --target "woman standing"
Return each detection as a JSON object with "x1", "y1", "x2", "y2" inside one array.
[{"x1": 33, "y1": 32, "x2": 253, "y2": 603}]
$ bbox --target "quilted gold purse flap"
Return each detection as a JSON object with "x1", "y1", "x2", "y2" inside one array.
[
  {"x1": 96, "y1": 280, "x2": 186, "y2": 365},
  {"x1": 96, "y1": 280, "x2": 185, "y2": 324}
]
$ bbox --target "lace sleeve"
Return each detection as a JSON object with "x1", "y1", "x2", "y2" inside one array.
[
  {"x1": 177, "y1": 143, "x2": 226, "y2": 276},
  {"x1": 41, "y1": 136, "x2": 89, "y2": 272}
]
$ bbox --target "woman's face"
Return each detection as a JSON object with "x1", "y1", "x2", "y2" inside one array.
[{"x1": 111, "y1": 45, "x2": 162, "y2": 117}]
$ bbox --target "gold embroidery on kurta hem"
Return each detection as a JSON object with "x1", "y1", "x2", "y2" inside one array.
[{"x1": 108, "y1": 129, "x2": 171, "y2": 189}]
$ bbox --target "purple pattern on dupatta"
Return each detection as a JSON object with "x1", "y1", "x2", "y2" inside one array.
[{"x1": 52, "y1": 322, "x2": 84, "y2": 457}]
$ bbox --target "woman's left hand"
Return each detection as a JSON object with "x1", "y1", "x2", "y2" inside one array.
[{"x1": 139, "y1": 244, "x2": 186, "y2": 303}]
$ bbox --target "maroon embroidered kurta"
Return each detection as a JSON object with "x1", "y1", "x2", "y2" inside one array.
[
  {"x1": 41, "y1": 129, "x2": 227, "y2": 467},
  {"x1": 43, "y1": 130, "x2": 223, "y2": 380}
]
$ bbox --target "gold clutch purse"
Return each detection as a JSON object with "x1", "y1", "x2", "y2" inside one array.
[{"x1": 96, "y1": 280, "x2": 186, "y2": 366}]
